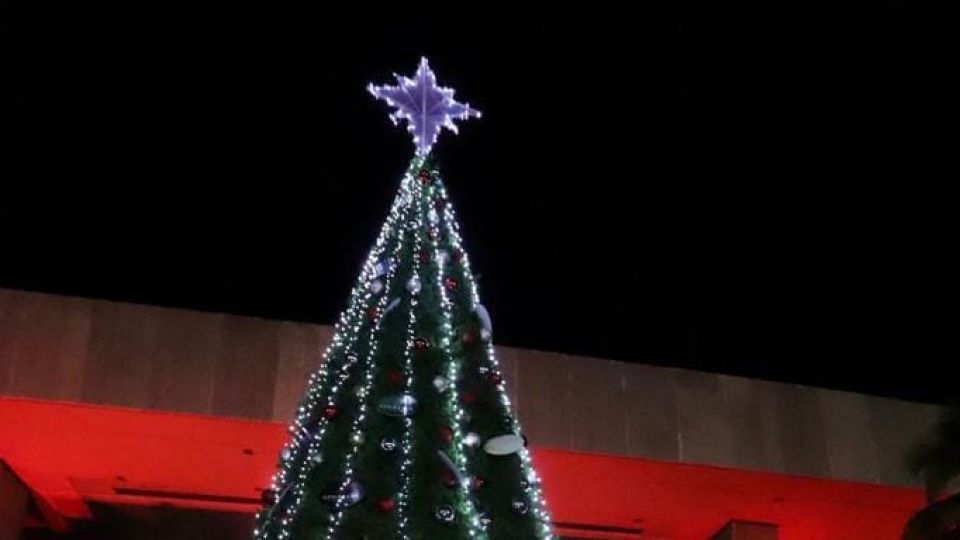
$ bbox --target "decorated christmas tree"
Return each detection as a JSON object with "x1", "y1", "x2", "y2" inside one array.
[{"x1": 254, "y1": 58, "x2": 554, "y2": 540}]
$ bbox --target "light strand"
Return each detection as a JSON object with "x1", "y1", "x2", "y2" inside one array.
[{"x1": 436, "y1": 182, "x2": 556, "y2": 539}]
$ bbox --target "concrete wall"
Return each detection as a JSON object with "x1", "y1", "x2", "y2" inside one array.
[{"x1": 0, "y1": 287, "x2": 939, "y2": 487}]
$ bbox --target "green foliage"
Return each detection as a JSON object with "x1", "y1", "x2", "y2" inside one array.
[{"x1": 256, "y1": 158, "x2": 549, "y2": 539}]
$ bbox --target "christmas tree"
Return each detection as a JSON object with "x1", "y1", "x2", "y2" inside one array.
[{"x1": 254, "y1": 58, "x2": 554, "y2": 540}]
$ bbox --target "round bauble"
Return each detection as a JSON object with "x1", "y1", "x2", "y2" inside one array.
[
  {"x1": 511, "y1": 496, "x2": 529, "y2": 515},
  {"x1": 323, "y1": 405, "x2": 339, "y2": 421},
  {"x1": 379, "y1": 437, "x2": 398, "y2": 453},
  {"x1": 406, "y1": 276, "x2": 421, "y2": 295},
  {"x1": 441, "y1": 468, "x2": 457, "y2": 488},
  {"x1": 434, "y1": 504, "x2": 456, "y2": 524}
]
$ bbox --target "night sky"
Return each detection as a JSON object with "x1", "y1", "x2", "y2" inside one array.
[{"x1": 1, "y1": 2, "x2": 954, "y2": 403}]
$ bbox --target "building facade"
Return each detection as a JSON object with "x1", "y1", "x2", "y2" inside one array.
[{"x1": 0, "y1": 288, "x2": 938, "y2": 539}]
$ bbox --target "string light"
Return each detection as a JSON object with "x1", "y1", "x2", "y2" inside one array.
[{"x1": 436, "y1": 182, "x2": 557, "y2": 539}]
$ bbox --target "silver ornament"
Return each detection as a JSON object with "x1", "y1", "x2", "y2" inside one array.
[
  {"x1": 383, "y1": 297, "x2": 401, "y2": 316},
  {"x1": 437, "y1": 250, "x2": 450, "y2": 266},
  {"x1": 428, "y1": 208, "x2": 441, "y2": 224},
  {"x1": 474, "y1": 304, "x2": 492, "y2": 336},
  {"x1": 434, "y1": 504, "x2": 456, "y2": 524},
  {"x1": 377, "y1": 393, "x2": 418, "y2": 417},
  {"x1": 510, "y1": 496, "x2": 529, "y2": 515},
  {"x1": 280, "y1": 446, "x2": 292, "y2": 461},
  {"x1": 373, "y1": 258, "x2": 392, "y2": 278},
  {"x1": 483, "y1": 434, "x2": 524, "y2": 456},
  {"x1": 321, "y1": 480, "x2": 365, "y2": 509},
  {"x1": 406, "y1": 276, "x2": 421, "y2": 295},
  {"x1": 369, "y1": 279, "x2": 384, "y2": 295},
  {"x1": 379, "y1": 437, "x2": 398, "y2": 453},
  {"x1": 432, "y1": 375, "x2": 449, "y2": 392}
]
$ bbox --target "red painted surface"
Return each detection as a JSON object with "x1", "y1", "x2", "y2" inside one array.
[{"x1": 0, "y1": 396, "x2": 923, "y2": 539}]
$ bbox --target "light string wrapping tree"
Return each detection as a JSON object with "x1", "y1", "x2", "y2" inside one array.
[{"x1": 254, "y1": 57, "x2": 554, "y2": 540}]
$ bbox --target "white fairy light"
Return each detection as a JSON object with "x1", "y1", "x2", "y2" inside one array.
[
  {"x1": 428, "y1": 177, "x2": 487, "y2": 538},
  {"x1": 323, "y1": 167, "x2": 416, "y2": 539},
  {"x1": 436, "y1": 182, "x2": 557, "y2": 539},
  {"x1": 254, "y1": 164, "x2": 414, "y2": 540}
]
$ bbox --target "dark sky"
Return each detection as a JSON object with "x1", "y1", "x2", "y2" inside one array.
[{"x1": 1, "y1": 2, "x2": 954, "y2": 402}]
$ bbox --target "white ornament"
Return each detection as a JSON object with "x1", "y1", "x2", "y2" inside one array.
[
  {"x1": 483, "y1": 434, "x2": 524, "y2": 456},
  {"x1": 474, "y1": 304, "x2": 492, "y2": 336},
  {"x1": 369, "y1": 279, "x2": 384, "y2": 295},
  {"x1": 428, "y1": 208, "x2": 441, "y2": 225},
  {"x1": 383, "y1": 297, "x2": 401, "y2": 316},
  {"x1": 373, "y1": 258, "x2": 392, "y2": 278},
  {"x1": 437, "y1": 250, "x2": 450, "y2": 266},
  {"x1": 432, "y1": 375, "x2": 449, "y2": 392},
  {"x1": 406, "y1": 276, "x2": 421, "y2": 295}
]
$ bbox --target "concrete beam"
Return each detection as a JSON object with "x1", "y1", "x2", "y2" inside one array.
[
  {"x1": 0, "y1": 462, "x2": 29, "y2": 540},
  {"x1": 711, "y1": 520, "x2": 779, "y2": 540}
]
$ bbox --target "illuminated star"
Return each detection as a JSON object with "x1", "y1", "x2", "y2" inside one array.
[{"x1": 368, "y1": 57, "x2": 481, "y2": 156}]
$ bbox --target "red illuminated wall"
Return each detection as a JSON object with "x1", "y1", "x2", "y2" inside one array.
[{"x1": 0, "y1": 397, "x2": 924, "y2": 540}]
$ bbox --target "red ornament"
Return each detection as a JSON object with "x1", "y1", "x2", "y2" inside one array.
[
  {"x1": 461, "y1": 391, "x2": 477, "y2": 405},
  {"x1": 414, "y1": 337, "x2": 429, "y2": 351},
  {"x1": 443, "y1": 276, "x2": 459, "y2": 291},
  {"x1": 417, "y1": 169, "x2": 432, "y2": 184},
  {"x1": 367, "y1": 306, "x2": 379, "y2": 322},
  {"x1": 419, "y1": 249, "x2": 431, "y2": 264},
  {"x1": 488, "y1": 371, "x2": 503, "y2": 385},
  {"x1": 387, "y1": 370, "x2": 403, "y2": 385},
  {"x1": 441, "y1": 468, "x2": 457, "y2": 488},
  {"x1": 378, "y1": 498, "x2": 396, "y2": 512},
  {"x1": 461, "y1": 330, "x2": 477, "y2": 346},
  {"x1": 434, "y1": 199, "x2": 447, "y2": 211},
  {"x1": 440, "y1": 425, "x2": 454, "y2": 444},
  {"x1": 471, "y1": 476, "x2": 486, "y2": 490},
  {"x1": 323, "y1": 405, "x2": 339, "y2": 420}
]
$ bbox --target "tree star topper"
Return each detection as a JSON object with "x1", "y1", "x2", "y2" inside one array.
[{"x1": 368, "y1": 57, "x2": 481, "y2": 156}]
